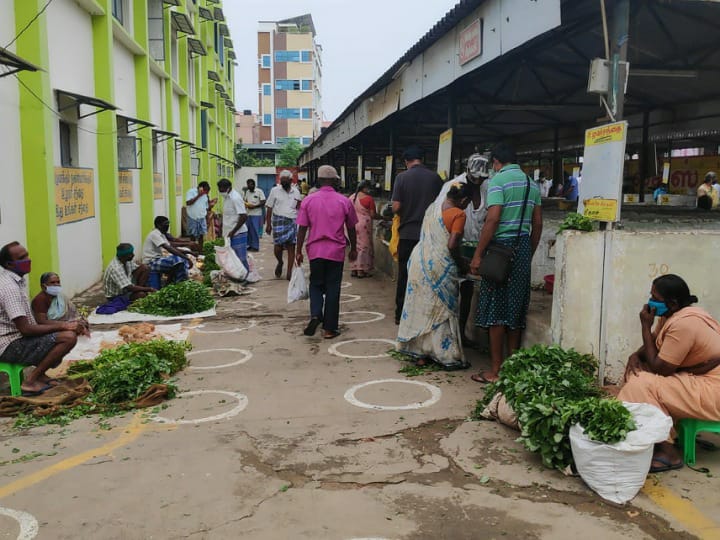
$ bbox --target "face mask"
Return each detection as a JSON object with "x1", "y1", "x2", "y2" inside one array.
[
  {"x1": 220, "y1": 191, "x2": 229, "y2": 198},
  {"x1": 45, "y1": 285, "x2": 62, "y2": 297},
  {"x1": 647, "y1": 299, "x2": 669, "y2": 317},
  {"x1": 159, "y1": 223, "x2": 170, "y2": 233},
  {"x1": 9, "y1": 259, "x2": 31, "y2": 276}
]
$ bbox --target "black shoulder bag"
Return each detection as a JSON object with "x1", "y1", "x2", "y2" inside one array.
[{"x1": 478, "y1": 176, "x2": 531, "y2": 285}]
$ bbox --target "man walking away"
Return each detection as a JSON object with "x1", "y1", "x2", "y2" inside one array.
[
  {"x1": 266, "y1": 170, "x2": 303, "y2": 280},
  {"x1": 296, "y1": 165, "x2": 358, "y2": 339},
  {"x1": 185, "y1": 181, "x2": 216, "y2": 247},
  {"x1": 243, "y1": 179, "x2": 266, "y2": 252},
  {"x1": 217, "y1": 178, "x2": 249, "y2": 271},
  {"x1": 391, "y1": 145, "x2": 443, "y2": 324}
]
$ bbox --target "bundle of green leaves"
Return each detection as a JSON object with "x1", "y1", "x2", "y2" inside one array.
[
  {"x1": 129, "y1": 280, "x2": 215, "y2": 316},
  {"x1": 202, "y1": 239, "x2": 224, "y2": 285},
  {"x1": 478, "y1": 345, "x2": 635, "y2": 470},
  {"x1": 557, "y1": 212, "x2": 594, "y2": 233},
  {"x1": 68, "y1": 339, "x2": 191, "y2": 405}
]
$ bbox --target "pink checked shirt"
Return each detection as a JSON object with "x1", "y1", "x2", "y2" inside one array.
[{"x1": 296, "y1": 186, "x2": 358, "y2": 262}]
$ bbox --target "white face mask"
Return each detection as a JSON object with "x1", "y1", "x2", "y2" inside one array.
[
  {"x1": 45, "y1": 285, "x2": 62, "y2": 297},
  {"x1": 220, "y1": 191, "x2": 229, "y2": 198}
]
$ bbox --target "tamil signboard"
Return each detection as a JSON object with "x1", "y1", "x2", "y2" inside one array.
[
  {"x1": 118, "y1": 170, "x2": 133, "y2": 203},
  {"x1": 384, "y1": 155, "x2": 393, "y2": 191},
  {"x1": 153, "y1": 173, "x2": 164, "y2": 200},
  {"x1": 437, "y1": 128, "x2": 453, "y2": 180},
  {"x1": 459, "y1": 19, "x2": 482, "y2": 65},
  {"x1": 55, "y1": 168, "x2": 95, "y2": 225},
  {"x1": 578, "y1": 121, "x2": 628, "y2": 222}
]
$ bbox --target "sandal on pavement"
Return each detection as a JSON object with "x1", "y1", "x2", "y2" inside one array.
[
  {"x1": 21, "y1": 384, "x2": 52, "y2": 397},
  {"x1": 323, "y1": 330, "x2": 341, "y2": 339},
  {"x1": 471, "y1": 372, "x2": 496, "y2": 384},
  {"x1": 649, "y1": 456, "x2": 684, "y2": 473}
]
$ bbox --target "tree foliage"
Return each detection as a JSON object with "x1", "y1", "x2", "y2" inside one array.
[
  {"x1": 277, "y1": 140, "x2": 305, "y2": 167},
  {"x1": 235, "y1": 144, "x2": 274, "y2": 167}
]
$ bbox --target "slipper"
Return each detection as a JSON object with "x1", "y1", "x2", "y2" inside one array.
[
  {"x1": 649, "y1": 455, "x2": 684, "y2": 473},
  {"x1": 274, "y1": 262, "x2": 283, "y2": 278},
  {"x1": 43, "y1": 378, "x2": 62, "y2": 387},
  {"x1": 471, "y1": 373, "x2": 496, "y2": 384},
  {"x1": 21, "y1": 384, "x2": 52, "y2": 397},
  {"x1": 323, "y1": 330, "x2": 341, "y2": 339},
  {"x1": 303, "y1": 318, "x2": 322, "y2": 336}
]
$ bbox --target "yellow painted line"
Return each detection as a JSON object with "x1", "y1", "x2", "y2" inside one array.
[
  {"x1": 642, "y1": 479, "x2": 720, "y2": 540},
  {"x1": 0, "y1": 412, "x2": 161, "y2": 500}
]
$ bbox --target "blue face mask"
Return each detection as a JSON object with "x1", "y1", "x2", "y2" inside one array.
[
  {"x1": 45, "y1": 286, "x2": 62, "y2": 297},
  {"x1": 648, "y1": 299, "x2": 669, "y2": 317}
]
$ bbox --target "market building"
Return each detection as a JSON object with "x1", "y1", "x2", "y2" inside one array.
[
  {"x1": 257, "y1": 14, "x2": 323, "y2": 146},
  {"x1": 0, "y1": 0, "x2": 238, "y2": 297}
]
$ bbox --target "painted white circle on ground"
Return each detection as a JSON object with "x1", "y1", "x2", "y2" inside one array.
[
  {"x1": 0, "y1": 507, "x2": 38, "y2": 540},
  {"x1": 187, "y1": 348, "x2": 252, "y2": 370},
  {"x1": 229, "y1": 300, "x2": 263, "y2": 309},
  {"x1": 153, "y1": 390, "x2": 248, "y2": 425},
  {"x1": 341, "y1": 281, "x2": 352, "y2": 288},
  {"x1": 339, "y1": 311, "x2": 386, "y2": 324},
  {"x1": 344, "y1": 379, "x2": 442, "y2": 411},
  {"x1": 194, "y1": 320, "x2": 258, "y2": 334},
  {"x1": 328, "y1": 338, "x2": 396, "y2": 359},
  {"x1": 339, "y1": 294, "x2": 361, "y2": 304}
]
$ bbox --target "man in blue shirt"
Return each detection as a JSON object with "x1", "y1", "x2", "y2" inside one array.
[{"x1": 563, "y1": 173, "x2": 579, "y2": 202}]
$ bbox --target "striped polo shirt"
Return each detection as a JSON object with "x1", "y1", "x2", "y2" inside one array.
[{"x1": 486, "y1": 164, "x2": 541, "y2": 239}]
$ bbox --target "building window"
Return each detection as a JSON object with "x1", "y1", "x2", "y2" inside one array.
[
  {"x1": 263, "y1": 114, "x2": 272, "y2": 126},
  {"x1": 276, "y1": 108, "x2": 300, "y2": 120},
  {"x1": 301, "y1": 50, "x2": 311, "y2": 62},
  {"x1": 59, "y1": 121, "x2": 76, "y2": 167},
  {"x1": 262, "y1": 84, "x2": 271, "y2": 96},
  {"x1": 147, "y1": 0, "x2": 164, "y2": 61},
  {"x1": 301, "y1": 108, "x2": 312, "y2": 120},
  {"x1": 277, "y1": 137, "x2": 301, "y2": 145},
  {"x1": 261, "y1": 54, "x2": 271, "y2": 68},
  {"x1": 274, "y1": 50, "x2": 300, "y2": 63},
  {"x1": 301, "y1": 79, "x2": 312, "y2": 91},
  {"x1": 112, "y1": 0, "x2": 124, "y2": 24},
  {"x1": 302, "y1": 137, "x2": 312, "y2": 146},
  {"x1": 275, "y1": 79, "x2": 300, "y2": 91},
  {"x1": 201, "y1": 110, "x2": 208, "y2": 148}
]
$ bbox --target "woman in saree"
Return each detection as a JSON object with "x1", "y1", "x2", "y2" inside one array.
[
  {"x1": 31, "y1": 272, "x2": 90, "y2": 336},
  {"x1": 618, "y1": 274, "x2": 720, "y2": 472},
  {"x1": 396, "y1": 182, "x2": 472, "y2": 370},
  {"x1": 349, "y1": 181, "x2": 378, "y2": 278}
]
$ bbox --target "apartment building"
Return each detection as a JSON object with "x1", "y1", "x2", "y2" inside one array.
[
  {"x1": 257, "y1": 14, "x2": 323, "y2": 146},
  {"x1": 0, "y1": 0, "x2": 237, "y2": 296}
]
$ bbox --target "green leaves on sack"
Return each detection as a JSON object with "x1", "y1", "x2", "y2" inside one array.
[{"x1": 129, "y1": 281, "x2": 214, "y2": 316}]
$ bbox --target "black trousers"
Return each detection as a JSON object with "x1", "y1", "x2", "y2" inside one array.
[
  {"x1": 395, "y1": 239, "x2": 418, "y2": 321},
  {"x1": 309, "y1": 258, "x2": 344, "y2": 332}
]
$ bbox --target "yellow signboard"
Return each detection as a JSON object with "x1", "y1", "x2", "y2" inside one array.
[
  {"x1": 585, "y1": 122, "x2": 626, "y2": 146},
  {"x1": 118, "y1": 170, "x2": 133, "y2": 203},
  {"x1": 55, "y1": 167, "x2": 95, "y2": 225},
  {"x1": 437, "y1": 128, "x2": 453, "y2": 180},
  {"x1": 175, "y1": 174, "x2": 182, "y2": 195},
  {"x1": 384, "y1": 155, "x2": 393, "y2": 191},
  {"x1": 583, "y1": 198, "x2": 618, "y2": 222},
  {"x1": 153, "y1": 173, "x2": 163, "y2": 200}
]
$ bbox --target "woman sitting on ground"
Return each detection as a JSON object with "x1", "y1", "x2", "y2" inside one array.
[
  {"x1": 396, "y1": 182, "x2": 472, "y2": 370},
  {"x1": 618, "y1": 274, "x2": 720, "y2": 472},
  {"x1": 31, "y1": 272, "x2": 90, "y2": 336}
]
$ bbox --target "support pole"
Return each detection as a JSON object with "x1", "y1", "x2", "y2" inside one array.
[
  {"x1": 639, "y1": 110, "x2": 650, "y2": 202},
  {"x1": 447, "y1": 93, "x2": 457, "y2": 178}
]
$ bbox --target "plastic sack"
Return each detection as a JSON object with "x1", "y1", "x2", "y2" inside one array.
[
  {"x1": 214, "y1": 239, "x2": 248, "y2": 282},
  {"x1": 245, "y1": 254, "x2": 262, "y2": 284},
  {"x1": 287, "y1": 264, "x2": 309, "y2": 303},
  {"x1": 570, "y1": 402, "x2": 673, "y2": 504}
]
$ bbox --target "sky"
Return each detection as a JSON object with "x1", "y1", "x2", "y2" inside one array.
[{"x1": 224, "y1": 0, "x2": 460, "y2": 121}]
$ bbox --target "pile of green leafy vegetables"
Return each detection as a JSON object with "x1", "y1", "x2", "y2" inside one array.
[
  {"x1": 15, "y1": 339, "x2": 191, "y2": 429},
  {"x1": 129, "y1": 280, "x2": 214, "y2": 316},
  {"x1": 476, "y1": 345, "x2": 636, "y2": 471},
  {"x1": 557, "y1": 212, "x2": 594, "y2": 233},
  {"x1": 201, "y1": 239, "x2": 224, "y2": 285}
]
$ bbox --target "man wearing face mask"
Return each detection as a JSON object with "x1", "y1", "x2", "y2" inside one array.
[
  {"x1": 0, "y1": 242, "x2": 80, "y2": 395},
  {"x1": 142, "y1": 216, "x2": 194, "y2": 288},
  {"x1": 217, "y1": 178, "x2": 249, "y2": 271},
  {"x1": 434, "y1": 153, "x2": 491, "y2": 345},
  {"x1": 265, "y1": 170, "x2": 303, "y2": 280}
]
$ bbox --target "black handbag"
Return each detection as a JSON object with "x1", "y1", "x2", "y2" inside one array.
[{"x1": 478, "y1": 176, "x2": 531, "y2": 284}]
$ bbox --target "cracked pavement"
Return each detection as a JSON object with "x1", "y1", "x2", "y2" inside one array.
[{"x1": 0, "y1": 236, "x2": 717, "y2": 539}]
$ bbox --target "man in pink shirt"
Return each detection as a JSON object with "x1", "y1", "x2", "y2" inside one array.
[{"x1": 296, "y1": 165, "x2": 358, "y2": 339}]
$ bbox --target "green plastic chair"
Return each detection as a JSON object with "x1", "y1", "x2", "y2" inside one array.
[
  {"x1": 0, "y1": 362, "x2": 24, "y2": 397},
  {"x1": 678, "y1": 418, "x2": 720, "y2": 466}
]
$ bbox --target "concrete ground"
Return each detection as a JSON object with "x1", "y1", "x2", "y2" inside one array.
[{"x1": 0, "y1": 235, "x2": 718, "y2": 539}]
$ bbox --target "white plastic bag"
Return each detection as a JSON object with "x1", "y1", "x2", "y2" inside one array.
[
  {"x1": 245, "y1": 254, "x2": 262, "y2": 284},
  {"x1": 214, "y1": 238, "x2": 248, "y2": 282},
  {"x1": 287, "y1": 264, "x2": 309, "y2": 303},
  {"x1": 570, "y1": 402, "x2": 673, "y2": 504}
]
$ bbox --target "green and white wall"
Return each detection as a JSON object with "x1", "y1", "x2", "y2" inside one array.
[{"x1": 0, "y1": 0, "x2": 237, "y2": 297}]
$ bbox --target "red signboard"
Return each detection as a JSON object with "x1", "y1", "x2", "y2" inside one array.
[{"x1": 459, "y1": 19, "x2": 482, "y2": 65}]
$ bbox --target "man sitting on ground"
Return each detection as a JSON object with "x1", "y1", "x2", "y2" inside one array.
[
  {"x1": 142, "y1": 216, "x2": 195, "y2": 288},
  {"x1": 0, "y1": 242, "x2": 80, "y2": 395},
  {"x1": 104, "y1": 243, "x2": 155, "y2": 303}
]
